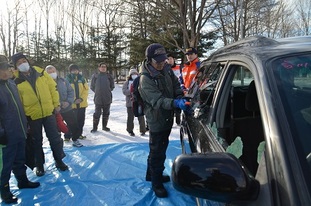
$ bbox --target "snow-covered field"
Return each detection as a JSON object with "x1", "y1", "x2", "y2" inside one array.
[
  {"x1": 5, "y1": 83, "x2": 197, "y2": 206},
  {"x1": 45, "y1": 82, "x2": 181, "y2": 147}
]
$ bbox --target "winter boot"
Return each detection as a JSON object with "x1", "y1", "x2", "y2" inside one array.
[
  {"x1": 16, "y1": 175, "x2": 40, "y2": 189},
  {"x1": 91, "y1": 118, "x2": 100, "y2": 133},
  {"x1": 102, "y1": 117, "x2": 110, "y2": 131},
  {"x1": 35, "y1": 165, "x2": 45, "y2": 177},
  {"x1": 152, "y1": 184, "x2": 168, "y2": 198},
  {"x1": 55, "y1": 159, "x2": 69, "y2": 171},
  {"x1": 145, "y1": 170, "x2": 170, "y2": 183},
  {"x1": 1, "y1": 183, "x2": 18, "y2": 204}
]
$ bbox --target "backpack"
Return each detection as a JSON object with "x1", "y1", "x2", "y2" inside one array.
[
  {"x1": 130, "y1": 69, "x2": 175, "y2": 117},
  {"x1": 130, "y1": 76, "x2": 145, "y2": 117}
]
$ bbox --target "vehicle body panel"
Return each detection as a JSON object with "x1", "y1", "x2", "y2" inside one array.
[{"x1": 173, "y1": 36, "x2": 311, "y2": 206}]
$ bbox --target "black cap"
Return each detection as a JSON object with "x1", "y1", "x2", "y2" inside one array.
[
  {"x1": 11, "y1": 52, "x2": 27, "y2": 65},
  {"x1": 145, "y1": 43, "x2": 167, "y2": 62},
  {"x1": 185, "y1": 47, "x2": 198, "y2": 55}
]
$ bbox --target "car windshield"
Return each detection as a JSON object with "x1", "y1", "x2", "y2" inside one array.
[{"x1": 272, "y1": 54, "x2": 311, "y2": 176}]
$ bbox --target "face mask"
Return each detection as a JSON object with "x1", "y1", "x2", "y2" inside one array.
[
  {"x1": 49, "y1": 72, "x2": 57, "y2": 79},
  {"x1": 18, "y1": 62, "x2": 30, "y2": 72},
  {"x1": 131, "y1": 74, "x2": 138, "y2": 80}
]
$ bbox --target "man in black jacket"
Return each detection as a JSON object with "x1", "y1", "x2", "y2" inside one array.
[
  {"x1": 0, "y1": 55, "x2": 40, "y2": 204},
  {"x1": 90, "y1": 63, "x2": 115, "y2": 132}
]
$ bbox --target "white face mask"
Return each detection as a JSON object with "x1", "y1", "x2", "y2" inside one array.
[
  {"x1": 18, "y1": 62, "x2": 30, "y2": 72},
  {"x1": 131, "y1": 74, "x2": 138, "y2": 80},
  {"x1": 49, "y1": 72, "x2": 57, "y2": 79}
]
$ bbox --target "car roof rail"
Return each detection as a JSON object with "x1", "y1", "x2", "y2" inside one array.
[{"x1": 212, "y1": 35, "x2": 278, "y2": 56}]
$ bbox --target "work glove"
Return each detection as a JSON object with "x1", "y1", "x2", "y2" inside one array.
[{"x1": 174, "y1": 98, "x2": 191, "y2": 112}]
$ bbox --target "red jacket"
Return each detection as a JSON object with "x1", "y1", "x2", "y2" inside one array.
[{"x1": 181, "y1": 58, "x2": 200, "y2": 89}]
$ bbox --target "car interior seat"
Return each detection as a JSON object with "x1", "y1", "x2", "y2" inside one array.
[{"x1": 231, "y1": 80, "x2": 264, "y2": 176}]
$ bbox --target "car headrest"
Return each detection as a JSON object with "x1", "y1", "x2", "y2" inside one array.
[{"x1": 245, "y1": 81, "x2": 260, "y2": 112}]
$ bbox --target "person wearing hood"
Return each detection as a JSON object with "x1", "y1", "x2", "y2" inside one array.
[
  {"x1": 45, "y1": 65, "x2": 83, "y2": 147},
  {"x1": 11, "y1": 52, "x2": 68, "y2": 177},
  {"x1": 0, "y1": 54, "x2": 40, "y2": 204},
  {"x1": 90, "y1": 62, "x2": 115, "y2": 132},
  {"x1": 122, "y1": 67, "x2": 146, "y2": 136},
  {"x1": 138, "y1": 43, "x2": 191, "y2": 198}
]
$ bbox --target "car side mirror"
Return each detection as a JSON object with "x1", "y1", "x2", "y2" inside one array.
[{"x1": 172, "y1": 153, "x2": 260, "y2": 203}]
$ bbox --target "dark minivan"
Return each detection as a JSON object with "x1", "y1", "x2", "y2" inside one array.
[{"x1": 172, "y1": 36, "x2": 311, "y2": 206}]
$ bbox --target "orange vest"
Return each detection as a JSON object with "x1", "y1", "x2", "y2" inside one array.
[{"x1": 181, "y1": 58, "x2": 200, "y2": 89}]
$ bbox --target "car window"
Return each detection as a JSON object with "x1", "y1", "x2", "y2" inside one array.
[
  {"x1": 212, "y1": 64, "x2": 264, "y2": 176},
  {"x1": 232, "y1": 66, "x2": 254, "y2": 87},
  {"x1": 188, "y1": 63, "x2": 223, "y2": 118},
  {"x1": 272, "y1": 54, "x2": 311, "y2": 175}
]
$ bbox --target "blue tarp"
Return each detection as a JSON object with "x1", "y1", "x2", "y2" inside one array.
[{"x1": 6, "y1": 140, "x2": 196, "y2": 205}]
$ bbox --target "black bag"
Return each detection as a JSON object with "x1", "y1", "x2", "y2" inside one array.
[
  {"x1": 130, "y1": 76, "x2": 145, "y2": 117},
  {"x1": 25, "y1": 133, "x2": 35, "y2": 169}
]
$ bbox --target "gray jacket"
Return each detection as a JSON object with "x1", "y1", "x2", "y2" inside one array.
[
  {"x1": 91, "y1": 72, "x2": 115, "y2": 105},
  {"x1": 138, "y1": 60, "x2": 183, "y2": 132},
  {"x1": 122, "y1": 78, "x2": 134, "y2": 108},
  {"x1": 56, "y1": 77, "x2": 74, "y2": 113}
]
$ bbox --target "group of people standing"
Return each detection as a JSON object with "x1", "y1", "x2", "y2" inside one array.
[
  {"x1": 0, "y1": 43, "x2": 200, "y2": 203},
  {"x1": 0, "y1": 52, "x2": 115, "y2": 203}
]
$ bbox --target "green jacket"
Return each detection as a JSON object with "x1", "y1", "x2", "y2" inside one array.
[
  {"x1": 14, "y1": 66, "x2": 60, "y2": 120},
  {"x1": 138, "y1": 60, "x2": 183, "y2": 132}
]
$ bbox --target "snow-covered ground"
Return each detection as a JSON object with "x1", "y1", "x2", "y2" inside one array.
[
  {"x1": 49, "y1": 82, "x2": 181, "y2": 146},
  {"x1": 5, "y1": 83, "x2": 198, "y2": 206}
]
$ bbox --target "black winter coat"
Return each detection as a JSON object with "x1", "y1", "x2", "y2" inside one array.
[
  {"x1": 90, "y1": 72, "x2": 115, "y2": 105},
  {"x1": 0, "y1": 79, "x2": 27, "y2": 145}
]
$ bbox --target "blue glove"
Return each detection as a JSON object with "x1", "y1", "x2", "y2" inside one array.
[{"x1": 174, "y1": 98, "x2": 190, "y2": 111}]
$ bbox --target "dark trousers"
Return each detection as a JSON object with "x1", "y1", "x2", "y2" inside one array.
[
  {"x1": 94, "y1": 104, "x2": 110, "y2": 120},
  {"x1": 94, "y1": 104, "x2": 111, "y2": 129},
  {"x1": 76, "y1": 107, "x2": 86, "y2": 136},
  {"x1": 126, "y1": 107, "x2": 146, "y2": 133},
  {"x1": 28, "y1": 115, "x2": 65, "y2": 167},
  {"x1": 147, "y1": 129, "x2": 171, "y2": 186},
  {"x1": 65, "y1": 107, "x2": 86, "y2": 138},
  {"x1": 61, "y1": 110, "x2": 80, "y2": 141},
  {"x1": 0, "y1": 141, "x2": 27, "y2": 187}
]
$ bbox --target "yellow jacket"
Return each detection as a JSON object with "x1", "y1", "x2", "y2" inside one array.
[
  {"x1": 14, "y1": 66, "x2": 60, "y2": 120},
  {"x1": 66, "y1": 73, "x2": 89, "y2": 108}
]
